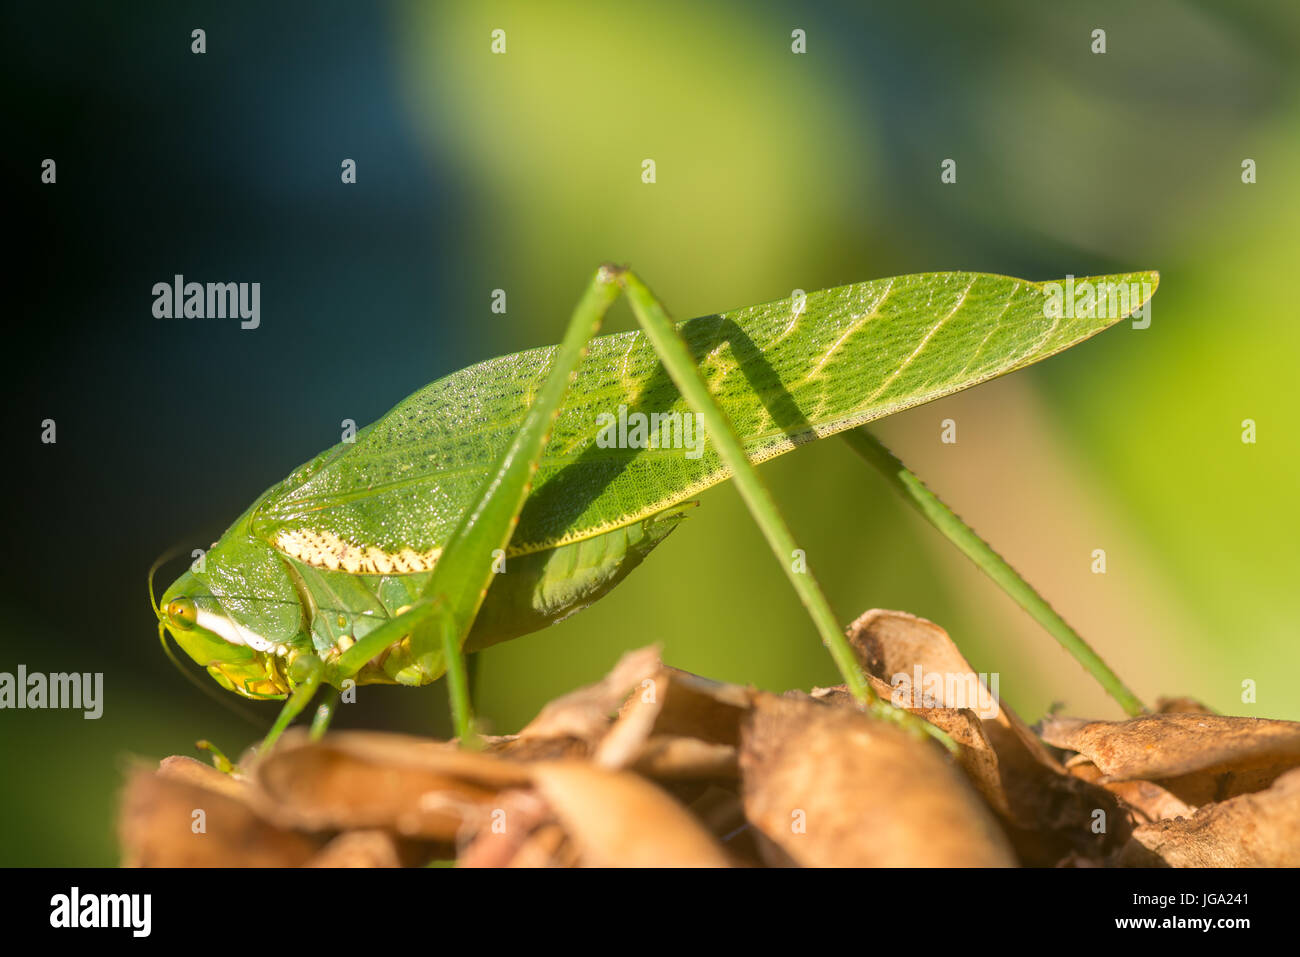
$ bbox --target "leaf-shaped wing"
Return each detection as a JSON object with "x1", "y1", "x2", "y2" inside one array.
[{"x1": 253, "y1": 270, "x2": 1156, "y2": 571}]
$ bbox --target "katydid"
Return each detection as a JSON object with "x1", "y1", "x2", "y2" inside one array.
[{"x1": 152, "y1": 266, "x2": 1156, "y2": 754}]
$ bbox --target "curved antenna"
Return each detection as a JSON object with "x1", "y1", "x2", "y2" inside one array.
[{"x1": 147, "y1": 544, "x2": 191, "y2": 619}]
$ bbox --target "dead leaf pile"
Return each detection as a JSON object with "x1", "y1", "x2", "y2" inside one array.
[
  {"x1": 119, "y1": 612, "x2": 1300, "y2": 867},
  {"x1": 1041, "y1": 707, "x2": 1300, "y2": 866}
]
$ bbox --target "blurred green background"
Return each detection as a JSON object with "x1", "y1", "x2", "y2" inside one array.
[{"x1": 4, "y1": 1, "x2": 1297, "y2": 865}]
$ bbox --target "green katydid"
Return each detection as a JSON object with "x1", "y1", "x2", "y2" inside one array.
[{"x1": 151, "y1": 266, "x2": 1156, "y2": 755}]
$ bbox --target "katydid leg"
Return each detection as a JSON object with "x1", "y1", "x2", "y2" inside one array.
[
  {"x1": 411, "y1": 266, "x2": 629, "y2": 740},
  {"x1": 260, "y1": 653, "x2": 324, "y2": 753},
  {"x1": 843, "y1": 427, "x2": 1146, "y2": 716},
  {"x1": 310, "y1": 686, "x2": 341, "y2": 740}
]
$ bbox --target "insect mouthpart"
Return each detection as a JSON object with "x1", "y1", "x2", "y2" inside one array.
[
  {"x1": 206, "y1": 656, "x2": 292, "y2": 699},
  {"x1": 156, "y1": 569, "x2": 295, "y2": 699}
]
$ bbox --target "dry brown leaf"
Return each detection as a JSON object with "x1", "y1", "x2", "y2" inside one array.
[
  {"x1": 630, "y1": 667, "x2": 754, "y2": 745},
  {"x1": 1107, "y1": 780, "x2": 1197, "y2": 825},
  {"x1": 134, "y1": 612, "x2": 1263, "y2": 868},
  {"x1": 306, "y1": 830, "x2": 403, "y2": 868},
  {"x1": 507, "y1": 824, "x2": 579, "y2": 868},
  {"x1": 594, "y1": 666, "x2": 750, "y2": 777},
  {"x1": 1040, "y1": 713, "x2": 1300, "y2": 804},
  {"x1": 1067, "y1": 761, "x2": 1195, "y2": 824},
  {"x1": 1119, "y1": 767, "x2": 1300, "y2": 866},
  {"x1": 624, "y1": 736, "x2": 738, "y2": 780},
  {"x1": 739, "y1": 693, "x2": 1016, "y2": 867},
  {"x1": 517, "y1": 645, "x2": 662, "y2": 743},
  {"x1": 847, "y1": 609, "x2": 1056, "y2": 765},
  {"x1": 529, "y1": 760, "x2": 731, "y2": 867},
  {"x1": 457, "y1": 790, "x2": 555, "y2": 868},
  {"x1": 686, "y1": 786, "x2": 766, "y2": 866},
  {"x1": 483, "y1": 733, "x2": 589, "y2": 763},
  {"x1": 687, "y1": 785, "x2": 747, "y2": 836},
  {"x1": 120, "y1": 764, "x2": 320, "y2": 867},
  {"x1": 248, "y1": 730, "x2": 529, "y2": 839},
  {"x1": 156, "y1": 754, "x2": 250, "y2": 800},
  {"x1": 843, "y1": 609, "x2": 1119, "y2": 861},
  {"x1": 1156, "y1": 696, "x2": 1217, "y2": 715},
  {"x1": 809, "y1": 682, "x2": 1009, "y2": 817},
  {"x1": 591, "y1": 672, "x2": 666, "y2": 769}
]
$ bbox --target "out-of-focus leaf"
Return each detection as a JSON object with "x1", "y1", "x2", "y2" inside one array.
[
  {"x1": 516, "y1": 645, "x2": 662, "y2": 744},
  {"x1": 248, "y1": 730, "x2": 528, "y2": 839},
  {"x1": 1066, "y1": 760, "x2": 1195, "y2": 825},
  {"x1": 594, "y1": 665, "x2": 752, "y2": 777},
  {"x1": 739, "y1": 693, "x2": 1016, "y2": 867},
  {"x1": 1040, "y1": 713, "x2": 1300, "y2": 805},
  {"x1": 1119, "y1": 768, "x2": 1300, "y2": 867},
  {"x1": 842, "y1": 609, "x2": 1119, "y2": 862},
  {"x1": 119, "y1": 764, "x2": 319, "y2": 868},
  {"x1": 306, "y1": 830, "x2": 403, "y2": 868},
  {"x1": 529, "y1": 760, "x2": 731, "y2": 867}
]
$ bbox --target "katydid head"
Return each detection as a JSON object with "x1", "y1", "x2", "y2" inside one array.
[
  {"x1": 155, "y1": 568, "x2": 292, "y2": 698},
  {"x1": 151, "y1": 531, "x2": 308, "y2": 700}
]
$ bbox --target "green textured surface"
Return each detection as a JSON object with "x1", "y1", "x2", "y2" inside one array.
[
  {"x1": 160, "y1": 269, "x2": 1154, "y2": 699},
  {"x1": 254, "y1": 270, "x2": 1157, "y2": 562}
]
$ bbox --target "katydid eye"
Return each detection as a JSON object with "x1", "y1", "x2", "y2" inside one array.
[{"x1": 167, "y1": 597, "x2": 198, "y2": 629}]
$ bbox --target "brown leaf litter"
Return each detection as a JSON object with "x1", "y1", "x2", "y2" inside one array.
[{"x1": 119, "y1": 609, "x2": 1300, "y2": 867}]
